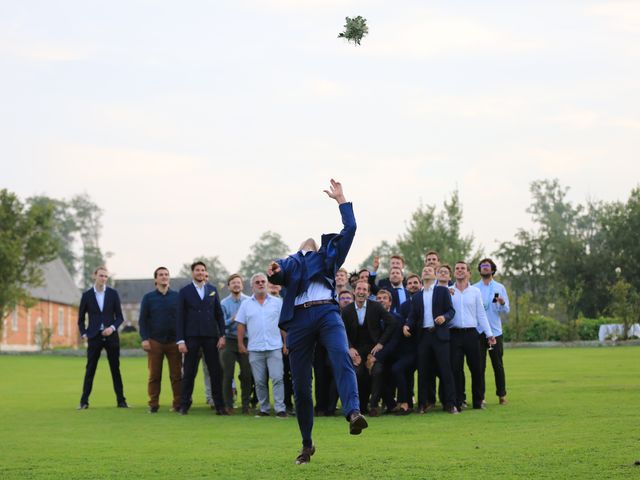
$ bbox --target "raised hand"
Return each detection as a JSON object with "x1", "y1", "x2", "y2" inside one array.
[{"x1": 323, "y1": 178, "x2": 346, "y2": 204}]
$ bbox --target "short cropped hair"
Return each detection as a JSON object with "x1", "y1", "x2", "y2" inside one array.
[{"x1": 191, "y1": 261, "x2": 207, "y2": 271}]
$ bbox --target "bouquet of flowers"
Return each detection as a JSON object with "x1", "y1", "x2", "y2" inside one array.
[{"x1": 338, "y1": 16, "x2": 369, "y2": 46}]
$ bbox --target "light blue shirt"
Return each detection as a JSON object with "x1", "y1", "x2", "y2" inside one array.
[
  {"x1": 450, "y1": 284, "x2": 493, "y2": 336},
  {"x1": 422, "y1": 283, "x2": 435, "y2": 328},
  {"x1": 193, "y1": 281, "x2": 205, "y2": 300},
  {"x1": 221, "y1": 293, "x2": 250, "y2": 339},
  {"x1": 473, "y1": 279, "x2": 510, "y2": 336},
  {"x1": 356, "y1": 301, "x2": 367, "y2": 326},
  {"x1": 394, "y1": 285, "x2": 407, "y2": 306},
  {"x1": 236, "y1": 294, "x2": 283, "y2": 351}
]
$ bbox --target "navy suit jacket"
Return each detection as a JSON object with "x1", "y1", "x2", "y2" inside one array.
[
  {"x1": 78, "y1": 287, "x2": 124, "y2": 339},
  {"x1": 176, "y1": 282, "x2": 225, "y2": 341},
  {"x1": 407, "y1": 286, "x2": 456, "y2": 341},
  {"x1": 268, "y1": 202, "x2": 356, "y2": 329}
]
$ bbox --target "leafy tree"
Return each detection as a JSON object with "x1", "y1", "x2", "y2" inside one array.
[
  {"x1": 180, "y1": 256, "x2": 230, "y2": 288},
  {"x1": 239, "y1": 231, "x2": 290, "y2": 280},
  {"x1": 396, "y1": 191, "x2": 479, "y2": 274},
  {"x1": 607, "y1": 274, "x2": 640, "y2": 339},
  {"x1": 0, "y1": 190, "x2": 58, "y2": 333},
  {"x1": 359, "y1": 240, "x2": 396, "y2": 277},
  {"x1": 27, "y1": 196, "x2": 78, "y2": 278},
  {"x1": 70, "y1": 194, "x2": 107, "y2": 287}
]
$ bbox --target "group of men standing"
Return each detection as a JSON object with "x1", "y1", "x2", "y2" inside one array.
[
  {"x1": 323, "y1": 252, "x2": 510, "y2": 418},
  {"x1": 75, "y1": 179, "x2": 510, "y2": 465},
  {"x1": 76, "y1": 263, "x2": 290, "y2": 418}
]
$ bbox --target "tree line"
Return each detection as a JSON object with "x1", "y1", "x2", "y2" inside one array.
[{"x1": 2, "y1": 179, "x2": 639, "y2": 338}]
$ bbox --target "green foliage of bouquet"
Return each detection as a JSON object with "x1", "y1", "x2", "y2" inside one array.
[{"x1": 338, "y1": 16, "x2": 368, "y2": 46}]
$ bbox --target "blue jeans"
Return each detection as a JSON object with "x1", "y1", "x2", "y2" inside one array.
[
  {"x1": 286, "y1": 304, "x2": 360, "y2": 447},
  {"x1": 249, "y1": 349, "x2": 285, "y2": 413}
]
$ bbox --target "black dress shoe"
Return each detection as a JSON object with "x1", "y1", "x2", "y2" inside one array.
[
  {"x1": 348, "y1": 411, "x2": 368, "y2": 435},
  {"x1": 77, "y1": 403, "x2": 89, "y2": 410},
  {"x1": 148, "y1": 406, "x2": 159, "y2": 413},
  {"x1": 295, "y1": 445, "x2": 316, "y2": 465},
  {"x1": 178, "y1": 407, "x2": 189, "y2": 415},
  {"x1": 117, "y1": 402, "x2": 129, "y2": 408},
  {"x1": 216, "y1": 409, "x2": 230, "y2": 416},
  {"x1": 395, "y1": 407, "x2": 411, "y2": 416}
]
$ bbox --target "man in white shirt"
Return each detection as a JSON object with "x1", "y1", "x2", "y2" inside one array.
[
  {"x1": 449, "y1": 262, "x2": 496, "y2": 411},
  {"x1": 237, "y1": 273, "x2": 287, "y2": 417}
]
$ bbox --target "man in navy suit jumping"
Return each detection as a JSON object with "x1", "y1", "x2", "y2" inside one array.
[
  {"x1": 267, "y1": 179, "x2": 367, "y2": 465},
  {"x1": 77, "y1": 266, "x2": 127, "y2": 409}
]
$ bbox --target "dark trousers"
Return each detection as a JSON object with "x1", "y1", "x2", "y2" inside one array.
[
  {"x1": 380, "y1": 361, "x2": 398, "y2": 411},
  {"x1": 147, "y1": 339, "x2": 182, "y2": 409},
  {"x1": 354, "y1": 345, "x2": 384, "y2": 411},
  {"x1": 80, "y1": 333, "x2": 125, "y2": 405},
  {"x1": 181, "y1": 336, "x2": 224, "y2": 411},
  {"x1": 219, "y1": 337, "x2": 252, "y2": 409},
  {"x1": 417, "y1": 330, "x2": 455, "y2": 408},
  {"x1": 450, "y1": 328, "x2": 483, "y2": 409},
  {"x1": 286, "y1": 304, "x2": 360, "y2": 448},
  {"x1": 313, "y1": 343, "x2": 338, "y2": 414},
  {"x1": 283, "y1": 352, "x2": 294, "y2": 410},
  {"x1": 479, "y1": 333, "x2": 507, "y2": 398},
  {"x1": 392, "y1": 350, "x2": 417, "y2": 404}
]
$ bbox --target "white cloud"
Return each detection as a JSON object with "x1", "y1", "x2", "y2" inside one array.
[
  {"x1": 587, "y1": 1, "x2": 640, "y2": 32},
  {"x1": 358, "y1": 10, "x2": 545, "y2": 59}
]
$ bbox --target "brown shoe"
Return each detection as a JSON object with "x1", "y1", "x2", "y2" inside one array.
[
  {"x1": 226, "y1": 407, "x2": 235, "y2": 415},
  {"x1": 349, "y1": 411, "x2": 368, "y2": 435},
  {"x1": 425, "y1": 403, "x2": 436, "y2": 412},
  {"x1": 368, "y1": 407, "x2": 379, "y2": 417},
  {"x1": 394, "y1": 407, "x2": 411, "y2": 416},
  {"x1": 242, "y1": 406, "x2": 251, "y2": 415},
  {"x1": 499, "y1": 396, "x2": 508, "y2": 405},
  {"x1": 295, "y1": 445, "x2": 316, "y2": 465}
]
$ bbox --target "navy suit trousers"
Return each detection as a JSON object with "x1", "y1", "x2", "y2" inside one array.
[{"x1": 286, "y1": 304, "x2": 359, "y2": 447}]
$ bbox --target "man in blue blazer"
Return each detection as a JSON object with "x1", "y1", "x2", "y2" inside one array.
[
  {"x1": 77, "y1": 266, "x2": 127, "y2": 409},
  {"x1": 404, "y1": 265, "x2": 458, "y2": 414},
  {"x1": 267, "y1": 179, "x2": 366, "y2": 465},
  {"x1": 176, "y1": 261, "x2": 227, "y2": 415}
]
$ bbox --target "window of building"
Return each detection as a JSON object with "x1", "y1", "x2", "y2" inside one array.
[
  {"x1": 12, "y1": 309, "x2": 18, "y2": 332},
  {"x1": 58, "y1": 307, "x2": 65, "y2": 336}
]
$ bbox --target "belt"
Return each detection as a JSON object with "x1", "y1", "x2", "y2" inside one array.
[
  {"x1": 451, "y1": 327, "x2": 477, "y2": 332},
  {"x1": 294, "y1": 299, "x2": 338, "y2": 310}
]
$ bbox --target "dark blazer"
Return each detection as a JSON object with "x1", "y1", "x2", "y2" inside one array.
[
  {"x1": 387, "y1": 286, "x2": 410, "y2": 315},
  {"x1": 269, "y1": 202, "x2": 356, "y2": 328},
  {"x1": 407, "y1": 286, "x2": 456, "y2": 341},
  {"x1": 176, "y1": 282, "x2": 225, "y2": 341},
  {"x1": 78, "y1": 287, "x2": 125, "y2": 339},
  {"x1": 373, "y1": 311, "x2": 404, "y2": 362},
  {"x1": 342, "y1": 300, "x2": 397, "y2": 349}
]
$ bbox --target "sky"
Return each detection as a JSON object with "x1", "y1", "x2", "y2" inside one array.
[{"x1": 2, "y1": 0, "x2": 639, "y2": 280}]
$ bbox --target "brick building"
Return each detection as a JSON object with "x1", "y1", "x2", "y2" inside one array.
[{"x1": 1, "y1": 258, "x2": 81, "y2": 351}]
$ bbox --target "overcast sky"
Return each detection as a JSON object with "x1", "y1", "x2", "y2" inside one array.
[{"x1": 2, "y1": 0, "x2": 639, "y2": 279}]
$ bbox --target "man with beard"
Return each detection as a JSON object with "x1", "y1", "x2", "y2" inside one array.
[{"x1": 473, "y1": 258, "x2": 510, "y2": 405}]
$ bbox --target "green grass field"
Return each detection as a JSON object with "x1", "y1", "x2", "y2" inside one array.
[{"x1": 1, "y1": 347, "x2": 638, "y2": 479}]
